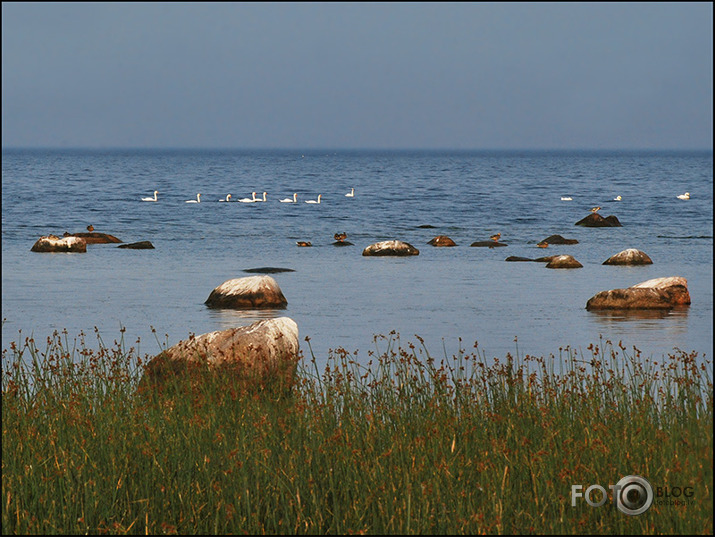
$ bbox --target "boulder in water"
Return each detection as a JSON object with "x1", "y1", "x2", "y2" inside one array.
[
  {"x1": 427, "y1": 235, "x2": 457, "y2": 247},
  {"x1": 205, "y1": 275, "x2": 288, "y2": 309},
  {"x1": 602, "y1": 248, "x2": 653, "y2": 265},
  {"x1": 362, "y1": 240, "x2": 420, "y2": 256},
  {"x1": 586, "y1": 276, "x2": 691, "y2": 310},
  {"x1": 545, "y1": 255, "x2": 583, "y2": 269},
  {"x1": 31, "y1": 235, "x2": 87, "y2": 253},
  {"x1": 139, "y1": 317, "x2": 300, "y2": 393}
]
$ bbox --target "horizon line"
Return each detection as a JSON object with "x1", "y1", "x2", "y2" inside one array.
[{"x1": 2, "y1": 146, "x2": 713, "y2": 153}]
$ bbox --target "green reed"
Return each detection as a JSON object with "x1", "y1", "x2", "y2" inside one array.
[{"x1": 2, "y1": 329, "x2": 712, "y2": 534}]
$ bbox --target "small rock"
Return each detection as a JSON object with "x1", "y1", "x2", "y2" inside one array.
[
  {"x1": 603, "y1": 248, "x2": 653, "y2": 265},
  {"x1": 470, "y1": 241, "x2": 508, "y2": 248},
  {"x1": 427, "y1": 236, "x2": 457, "y2": 247},
  {"x1": 117, "y1": 241, "x2": 155, "y2": 249},
  {"x1": 362, "y1": 240, "x2": 419, "y2": 256},
  {"x1": 545, "y1": 255, "x2": 583, "y2": 269},
  {"x1": 575, "y1": 214, "x2": 622, "y2": 227},
  {"x1": 243, "y1": 267, "x2": 296, "y2": 274},
  {"x1": 540, "y1": 234, "x2": 579, "y2": 245},
  {"x1": 71, "y1": 232, "x2": 123, "y2": 244}
]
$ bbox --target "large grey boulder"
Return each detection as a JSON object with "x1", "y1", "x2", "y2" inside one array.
[
  {"x1": 31, "y1": 235, "x2": 87, "y2": 253},
  {"x1": 140, "y1": 317, "x2": 300, "y2": 392},
  {"x1": 362, "y1": 240, "x2": 420, "y2": 256},
  {"x1": 586, "y1": 276, "x2": 691, "y2": 310},
  {"x1": 602, "y1": 248, "x2": 653, "y2": 265},
  {"x1": 205, "y1": 275, "x2": 288, "y2": 309}
]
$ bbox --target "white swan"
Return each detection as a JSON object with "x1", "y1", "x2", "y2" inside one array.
[
  {"x1": 560, "y1": 196, "x2": 573, "y2": 201},
  {"x1": 677, "y1": 192, "x2": 690, "y2": 200},
  {"x1": 141, "y1": 190, "x2": 158, "y2": 202},
  {"x1": 238, "y1": 192, "x2": 258, "y2": 203},
  {"x1": 279, "y1": 193, "x2": 298, "y2": 203},
  {"x1": 345, "y1": 188, "x2": 355, "y2": 197},
  {"x1": 305, "y1": 194, "x2": 322, "y2": 204},
  {"x1": 255, "y1": 192, "x2": 267, "y2": 202},
  {"x1": 219, "y1": 194, "x2": 232, "y2": 202},
  {"x1": 614, "y1": 195, "x2": 622, "y2": 201},
  {"x1": 186, "y1": 193, "x2": 201, "y2": 203}
]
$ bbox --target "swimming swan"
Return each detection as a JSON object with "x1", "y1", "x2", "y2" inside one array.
[
  {"x1": 254, "y1": 192, "x2": 267, "y2": 202},
  {"x1": 186, "y1": 193, "x2": 201, "y2": 203},
  {"x1": 305, "y1": 194, "x2": 322, "y2": 204},
  {"x1": 141, "y1": 190, "x2": 158, "y2": 202},
  {"x1": 613, "y1": 195, "x2": 622, "y2": 201},
  {"x1": 560, "y1": 196, "x2": 573, "y2": 201},
  {"x1": 280, "y1": 193, "x2": 298, "y2": 203},
  {"x1": 219, "y1": 194, "x2": 232, "y2": 202},
  {"x1": 238, "y1": 192, "x2": 258, "y2": 203},
  {"x1": 345, "y1": 188, "x2": 355, "y2": 197},
  {"x1": 677, "y1": 192, "x2": 690, "y2": 200}
]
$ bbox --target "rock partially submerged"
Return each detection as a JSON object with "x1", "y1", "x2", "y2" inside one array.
[
  {"x1": 427, "y1": 235, "x2": 457, "y2": 247},
  {"x1": 117, "y1": 241, "x2": 155, "y2": 249},
  {"x1": 362, "y1": 240, "x2": 419, "y2": 256},
  {"x1": 586, "y1": 276, "x2": 691, "y2": 310},
  {"x1": 545, "y1": 255, "x2": 583, "y2": 269},
  {"x1": 243, "y1": 267, "x2": 296, "y2": 274},
  {"x1": 71, "y1": 232, "x2": 123, "y2": 244},
  {"x1": 505, "y1": 255, "x2": 562, "y2": 262},
  {"x1": 139, "y1": 317, "x2": 300, "y2": 393},
  {"x1": 470, "y1": 241, "x2": 508, "y2": 248},
  {"x1": 505, "y1": 256, "x2": 536, "y2": 262},
  {"x1": 602, "y1": 248, "x2": 653, "y2": 265},
  {"x1": 575, "y1": 214, "x2": 622, "y2": 227},
  {"x1": 205, "y1": 275, "x2": 288, "y2": 309},
  {"x1": 31, "y1": 235, "x2": 87, "y2": 253},
  {"x1": 540, "y1": 234, "x2": 579, "y2": 245}
]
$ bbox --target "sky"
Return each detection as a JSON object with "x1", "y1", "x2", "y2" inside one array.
[{"x1": 2, "y1": 2, "x2": 712, "y2": 150}]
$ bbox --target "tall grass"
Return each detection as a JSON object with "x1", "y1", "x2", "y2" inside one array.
[{"x1": 2, "y1": 329, "x2": 712, "y2": 534}]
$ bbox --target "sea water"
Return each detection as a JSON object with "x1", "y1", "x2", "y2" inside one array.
[{"x1": 2, "y1": 149, "x2": 712, "y2": 370}]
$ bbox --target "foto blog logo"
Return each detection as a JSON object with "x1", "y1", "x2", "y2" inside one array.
[{"x1": 571, "y1": 475, "x2": 654, "y2": 516}]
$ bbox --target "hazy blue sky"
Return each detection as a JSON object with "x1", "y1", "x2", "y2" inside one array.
[{"x1": 2, "y1": 2, "x2": 712, "y2": 150}]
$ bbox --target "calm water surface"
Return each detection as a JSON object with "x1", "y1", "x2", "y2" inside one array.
[{"x1": 2, "y1": 149, "x2": 712, "y2": 370}]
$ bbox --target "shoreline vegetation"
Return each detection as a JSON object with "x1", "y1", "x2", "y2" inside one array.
[{"x1": 2, "y1": 330, "x2": 712, "y2": 534}]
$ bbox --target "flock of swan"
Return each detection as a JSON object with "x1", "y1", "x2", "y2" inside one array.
[
  {"x1": 560, "y1": 193, "x2": 690, "y2": 202},
  {"x1": 143, "y1": 187, "x2": 691, "y2": 205},
  {"x1": 140, "y1": 189, "x2": 354, "y2": 204}
]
